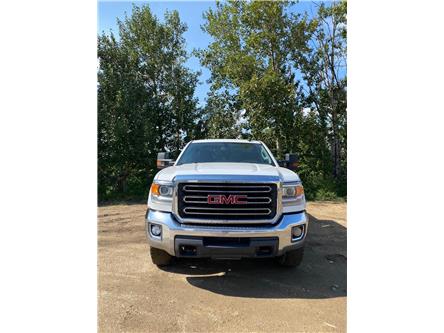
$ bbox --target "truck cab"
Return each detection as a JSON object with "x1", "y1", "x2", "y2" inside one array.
[{"x1": 146, "y1": 139, "x2": 308, "y2": 267}]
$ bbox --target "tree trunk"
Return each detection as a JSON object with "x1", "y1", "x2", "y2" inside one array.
[
  {"x1": 117, "y1": 171, "x2": 129, "y2": 194},
  {"x1": 276, "y1": 138, "x2": 281, "y2": 159},
  {"x1": 331, "y1": 111, "x2": 340, "y2": 179}
]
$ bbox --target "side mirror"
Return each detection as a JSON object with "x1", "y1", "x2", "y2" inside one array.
[
  {"x1": 284, "y1": 153, "x2": 299, "y2": 171},
  {"x1": 156, "y1": 152, "x2": 175, "y2": 169}
]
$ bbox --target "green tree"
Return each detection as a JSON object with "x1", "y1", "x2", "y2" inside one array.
[
  {"x1": 203, "y1": 89, "x2": 242, "y2": 138},
  {"x1": 97, "y1": 5, "x2": 200, "y2": 199},
  {"x1": 199, "y1": 0, "x2": 347, "y2": 198},
  {"x1": 198, "y1": 0, "x2": 308, "y2": 158},
  {"x1": 291, "y1": 1, "x2": 347, "y2": 188}
]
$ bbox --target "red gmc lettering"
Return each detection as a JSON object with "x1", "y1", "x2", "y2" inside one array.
[{"x1": 207, "y1": 194, "x2": 247, "y2": 204}]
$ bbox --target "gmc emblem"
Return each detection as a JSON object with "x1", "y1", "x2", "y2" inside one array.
[{"x1": 207, "y1": 194, "x2": 247, "y2": 205}]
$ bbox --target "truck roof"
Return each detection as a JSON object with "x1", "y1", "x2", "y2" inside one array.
[{"x1": 191, "y1": 139, "x2": 263, "y2": 144}]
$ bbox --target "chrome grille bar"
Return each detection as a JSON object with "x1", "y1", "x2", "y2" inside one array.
[
  {"x1": 183, "y1": 184, "x2": 272, "y2": 193},
  {"x1": 183, "y1": 207, "x2": 272, "y2": 215},
  {"x1": 183, "y1": 184, "x2": 272, "y2": 189}
]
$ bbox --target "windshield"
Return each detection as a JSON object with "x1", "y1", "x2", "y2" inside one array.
[{"x1": 176, "y1": 142, "x2": 275, "y2": 166}]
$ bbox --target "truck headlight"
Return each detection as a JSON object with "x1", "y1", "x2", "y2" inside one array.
[
  {"x1": 282, "y1": 183, "x2": 304, "y2": 200},
  {"x1": 150, "y1": 183, "x2": 173, "y2": 198}
]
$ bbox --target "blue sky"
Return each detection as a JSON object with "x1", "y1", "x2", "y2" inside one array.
[{"x1": 98, "y1": 1, "x2": 324, "y2": 106}]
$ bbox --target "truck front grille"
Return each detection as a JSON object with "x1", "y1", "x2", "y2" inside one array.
[{"x1": 177, "y1": 182, "x2": 277, "y2": 223}]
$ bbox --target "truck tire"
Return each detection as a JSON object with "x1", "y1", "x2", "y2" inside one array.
[
  {"x1": 277, "y1": 247, "x2": 304, "y2": 267},
  {"x1": 150, "y1": 247, "x2": 172, "y2": 266}
]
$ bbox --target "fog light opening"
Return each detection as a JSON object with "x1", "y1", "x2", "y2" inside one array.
[
  {"x1": 291, "y1": 225, "x2": 305, "y2": 241},
  {"x1": 150, "y1": 224, "x2": 162, "y2": 237}
]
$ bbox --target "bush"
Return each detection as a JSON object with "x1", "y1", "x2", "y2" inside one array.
[
  {"x1": 98, "y1": 169, "x2": 153, "y2": 202},
  {"x1": 314, "y1": 188, "x2": 338, "y2": 201}
]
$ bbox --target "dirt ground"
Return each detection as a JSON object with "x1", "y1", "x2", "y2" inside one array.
[{"x1": 98, "y1": 201, "x2": 347, "y2": 333}]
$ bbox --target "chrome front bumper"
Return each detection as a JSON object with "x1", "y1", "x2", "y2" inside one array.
[{"x1": 145, "y1": 210, "x2": 308, "y2": 257}]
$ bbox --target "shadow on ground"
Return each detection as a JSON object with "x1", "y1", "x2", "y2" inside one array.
[{"x1": 160, "y1": 213, "x2": 347, "y2": 299}]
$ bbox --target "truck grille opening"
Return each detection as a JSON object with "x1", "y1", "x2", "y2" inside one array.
[{"x1": 177, "y1": 182, "x2": 277, "y2": 222}]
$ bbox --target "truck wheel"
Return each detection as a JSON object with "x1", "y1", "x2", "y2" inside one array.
[
  {"x1": 277, "y1": 247, "x2": 304, "y2": 267},
  {"x1": 150, "y1": 247, "x2": 172, "y2": 266}
]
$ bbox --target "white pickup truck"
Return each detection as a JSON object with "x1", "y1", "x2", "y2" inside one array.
[{"x1": 146, "y1": 139, "x2": 308, "y2": 267}]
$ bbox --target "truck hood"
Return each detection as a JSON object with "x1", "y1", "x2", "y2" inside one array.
[{"x1": 154, "y1": 163, "x2": 300, "y2": 183}]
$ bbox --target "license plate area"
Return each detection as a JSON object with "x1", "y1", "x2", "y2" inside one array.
[{"x1": 174, "y1": 236, "x2": 278, "y2": 258}]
